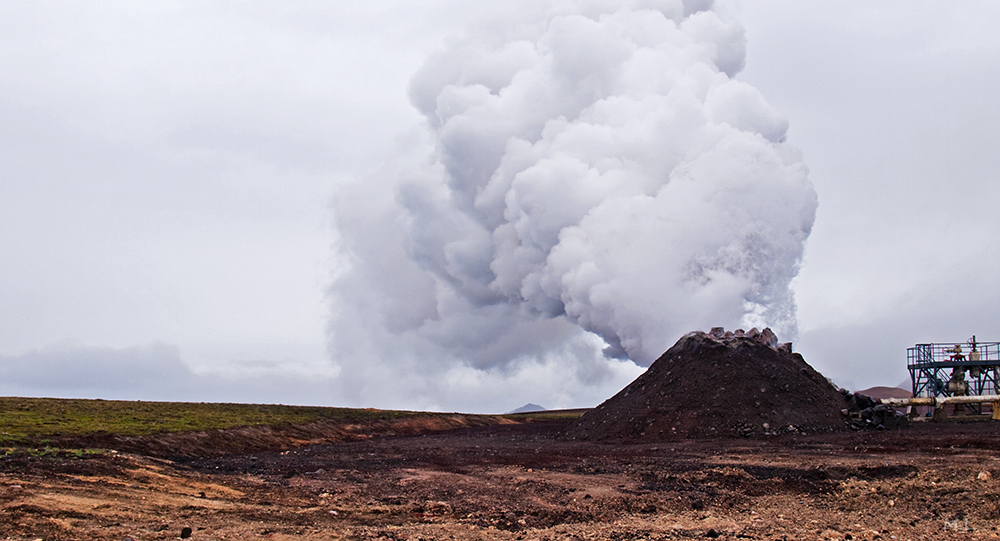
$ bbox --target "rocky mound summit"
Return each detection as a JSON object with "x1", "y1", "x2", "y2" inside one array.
[{"x1": 564, "y1": 327, "x2": 847, "y2": 441}]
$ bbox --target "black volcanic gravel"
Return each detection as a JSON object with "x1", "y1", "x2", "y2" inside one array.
[{"x1": 563, "y1": 330, "x2": 847, "y2": 441}]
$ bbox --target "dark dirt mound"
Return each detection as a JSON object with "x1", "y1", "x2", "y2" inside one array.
[{"x1": 563, "y1": 328, "x2": 847, "y2": 441}]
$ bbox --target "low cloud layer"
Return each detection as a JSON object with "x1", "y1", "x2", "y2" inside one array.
[
  {"x1": 328, "y1": 0, "x2": 816, "y2": 409},
  {"x1": 0, "y1": 343, "x2": 342, "y2": 406}
]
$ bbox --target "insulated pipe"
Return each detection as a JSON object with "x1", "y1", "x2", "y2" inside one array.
[{"x1": 880, "y1": 395, "x2": 1000, "y2": 407}]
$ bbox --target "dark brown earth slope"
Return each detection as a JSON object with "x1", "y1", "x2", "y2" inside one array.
[
  {"x1": 37, "y1": 415, "x2": 517, "y2": 459},
  {"x1": 564, "y1": 328, "x2": 847, "y2": 441}
]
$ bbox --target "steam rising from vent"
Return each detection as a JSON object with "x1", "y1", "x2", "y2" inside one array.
[{"x1": 328, "y1": 0, "x2": 816, "y2": 409}]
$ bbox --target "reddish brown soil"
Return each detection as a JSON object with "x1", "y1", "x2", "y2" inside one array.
[
  {"x1": 4, "y1": 418, "x2": 1000, "y2": 540},
  {"x1": 564, "y1": 331, "x2": 847, "y2": 441}
]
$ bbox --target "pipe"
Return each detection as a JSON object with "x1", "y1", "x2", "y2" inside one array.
[{"x1": 880, "y1": 395, "x2": 1000, "y2": 407}]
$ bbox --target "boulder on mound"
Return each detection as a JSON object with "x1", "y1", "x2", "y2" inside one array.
[{"x1": 563, "y1": 328, "x2": 846, "y2": 441}]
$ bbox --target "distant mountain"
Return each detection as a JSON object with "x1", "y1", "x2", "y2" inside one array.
[
  {"x1": 507, "y1": 403, "x2": 546, "y2": 414},
  {"x1": 857, "y1": 386, "x2": 911, "y2": 400},
  {"x1": 857, "y1": 385, "x2": 918, "y2": 415}
]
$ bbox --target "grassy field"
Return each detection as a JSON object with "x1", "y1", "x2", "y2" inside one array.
[
  {"x1": 0, "y1": 397, "x2": 433, "y2": 443},
  {"x1": 0, "y1": 397, "x2": 587, "y2": 446}
]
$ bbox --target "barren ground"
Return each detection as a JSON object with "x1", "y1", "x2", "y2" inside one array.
[{"x1": 3, "y1": 418, "x2": 1000, "y2": 540}]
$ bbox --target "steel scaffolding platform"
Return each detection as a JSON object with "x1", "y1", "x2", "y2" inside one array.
[{"x1": 908, "y1": 337, "x2": 1000, "y2": 414}]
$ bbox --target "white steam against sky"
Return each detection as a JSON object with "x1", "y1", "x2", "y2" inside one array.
[{"x1": 328, "y1": 0, "x2": 816, "y2": 408}]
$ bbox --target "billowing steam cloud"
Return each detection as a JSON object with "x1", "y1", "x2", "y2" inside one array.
[{"x1": 329, "y1": 0, "x2": 816, "y2": 411}]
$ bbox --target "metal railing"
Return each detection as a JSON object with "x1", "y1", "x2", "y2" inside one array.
[{"x1": 907, "y1": 338, "x2": 1000, "y2": 404}]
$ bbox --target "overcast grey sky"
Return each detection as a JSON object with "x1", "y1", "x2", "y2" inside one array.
[{"x1": 1, "y1": 1, "x2": 998, "y2": 411}]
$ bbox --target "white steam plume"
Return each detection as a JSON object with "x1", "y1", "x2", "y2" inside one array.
[{"x1": 328, "y1": 0, "x2": 816, "y2": 411}]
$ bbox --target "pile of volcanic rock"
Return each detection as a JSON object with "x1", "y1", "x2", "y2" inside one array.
[
  {"x1": 840, "y1": 390, "x2": 907, "y2": 430},
  {"x1": 563, "y1": 327, "x2": 851, "y2": 441}
]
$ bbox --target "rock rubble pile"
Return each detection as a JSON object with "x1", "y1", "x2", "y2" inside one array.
[{"x1": 564, "y1": 327, "x2": 848, "y2": 441}]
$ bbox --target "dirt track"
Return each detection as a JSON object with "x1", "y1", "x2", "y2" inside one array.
[{"x1": 3, "y1": 419, "x2": 1000, "y2": 540}]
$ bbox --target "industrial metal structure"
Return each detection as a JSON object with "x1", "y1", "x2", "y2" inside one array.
[{"x1": 908, "y1": 337, "x2": 1000, "y2": 413}]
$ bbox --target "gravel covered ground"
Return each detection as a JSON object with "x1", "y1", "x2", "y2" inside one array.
[{"x1": 3, "y1": 418, "x2": 1000, "y2": 540}]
